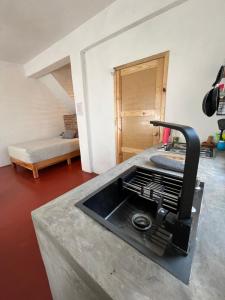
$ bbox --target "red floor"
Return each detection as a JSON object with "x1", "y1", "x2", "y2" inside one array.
[{"x1": 0, "y1": 158, "x2": 96, "y2": 300}]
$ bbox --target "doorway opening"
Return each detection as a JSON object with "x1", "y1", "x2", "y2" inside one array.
[
  {"x1": 37, "y1": 60, "x2": 81, "y2": 172},
  {"x1": 114, "y1": 52, "x2": 169, "y2": 163}
]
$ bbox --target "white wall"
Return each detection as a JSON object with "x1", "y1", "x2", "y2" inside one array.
[
  {"x1": 40, "y1": 74, "x2": 76, "y2": 112},
  {"x1": 24, "y1": 0, "x2": 177, "y2": 173},
  {"x1": 0, "y1": 61, "x2": 75, "y2": 166},
  {"x1": 86, "y1": 0, "x2": 225, "y2": 172},
  {"x1": 24, "y1": 0, "x2": 225, "y2": 173}
]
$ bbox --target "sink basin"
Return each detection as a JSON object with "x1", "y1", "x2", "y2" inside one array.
[
  {"x1": 76, "y1": 165, "x2": 203, "y2": 284},
  {"x1": 77, "y1": 171, "x2": 170, "y2": 255}
]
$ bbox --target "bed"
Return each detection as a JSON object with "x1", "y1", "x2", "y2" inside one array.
[{"x1": 8, "y1": 137, "x2": 80, "y2": 179}]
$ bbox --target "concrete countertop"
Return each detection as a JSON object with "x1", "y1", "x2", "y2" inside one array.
[{"x1": 32, "y1": 147, "x2": 225, "y2": 300}]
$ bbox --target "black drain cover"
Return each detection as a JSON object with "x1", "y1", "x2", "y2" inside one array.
[{"x1": 132, "y1": 213, "x2": 152, "y2": 231}]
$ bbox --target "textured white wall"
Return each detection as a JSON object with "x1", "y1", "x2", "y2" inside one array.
[
  {"x1": 24, "y1": 0, "x2": 225, "y2": 173},
  {"x1": 86, "y1": 0, "x2": 225, "y2": 173},
  {"x1": 40, "y1": 74, "x2": 76, "y2": 112},
  {"x1": 0, "y1": 61, "x2": 74, "y2": 166},
  {"x1": 24, "y1": 0, "x2": 176, "y2": 173}
]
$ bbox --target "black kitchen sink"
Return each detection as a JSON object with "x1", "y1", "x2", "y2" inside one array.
[
  {"x1": 76, "y1": 121, "x2": 204, "y2": 284},
  {"x1": 76, "y1": 165, "x2": 203, "y2": 284}
]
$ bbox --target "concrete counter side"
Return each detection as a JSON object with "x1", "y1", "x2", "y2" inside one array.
[{"x1": 32, "y1": 148, "x2": 225, "y2": 300}]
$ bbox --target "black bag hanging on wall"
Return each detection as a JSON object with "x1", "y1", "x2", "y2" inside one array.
[
  {"x1": 202, "y1": 86, "x2": 219, "y2": 117},
  {"x1": 202, "y1": 65, "x2": 225, "y2": 117}
]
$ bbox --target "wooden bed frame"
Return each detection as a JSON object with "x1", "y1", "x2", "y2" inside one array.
[{"x1": 10, "y1": 150, "x2": 80, "y2": 179}]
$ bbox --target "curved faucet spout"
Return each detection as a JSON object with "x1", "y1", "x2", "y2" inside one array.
[{"x1": 150, "y1": 121, "x2": 200, "y2": 219}]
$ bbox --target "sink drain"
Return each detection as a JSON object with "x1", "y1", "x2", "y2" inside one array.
[{"x1": 131, "y1": 213, "x2": 152, "y2": 231}]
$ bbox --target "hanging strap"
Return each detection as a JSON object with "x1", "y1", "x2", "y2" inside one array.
[{"x1": 212, "y1": 65, "x2": 225, "y2": 87}]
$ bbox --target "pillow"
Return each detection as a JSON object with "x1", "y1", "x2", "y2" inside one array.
[{"x1": 62, "y1": 130, "x2": 75, "y2": 139}]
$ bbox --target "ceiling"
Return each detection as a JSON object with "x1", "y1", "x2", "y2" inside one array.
[{"x1": 0, "y1": 0, "x2": 116, "y2": 64}]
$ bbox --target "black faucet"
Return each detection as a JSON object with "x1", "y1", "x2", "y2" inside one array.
[{"x1": 150, "y1": 121, "x2": 200, "y2": 254}]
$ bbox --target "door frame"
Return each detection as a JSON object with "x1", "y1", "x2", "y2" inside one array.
[{"x1": 114, "y1": 51, "x2": 169, "y2": 163}]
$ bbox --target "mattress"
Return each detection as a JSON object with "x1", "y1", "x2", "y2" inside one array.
[{"x1": 8, "y1": 137, "x2": 79, "y2": 163}]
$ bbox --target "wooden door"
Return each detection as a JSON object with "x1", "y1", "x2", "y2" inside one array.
[{"x1": 115, "y1": 53, "x2": 168, "y2": 163}]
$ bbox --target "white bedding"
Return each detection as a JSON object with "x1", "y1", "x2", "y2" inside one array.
[{"x1": 8, "y1": 137, "x2": 79, "y2": 163}]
